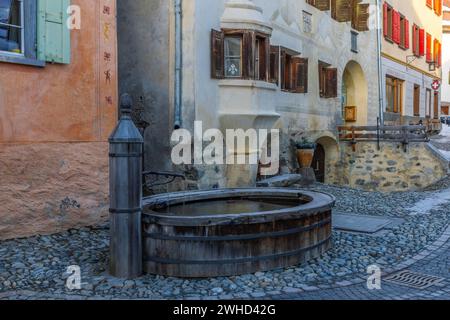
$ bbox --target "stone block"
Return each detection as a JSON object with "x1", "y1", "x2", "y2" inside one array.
[{"x1": 257, "y1": 174, "x2": 303, "y2": 188}]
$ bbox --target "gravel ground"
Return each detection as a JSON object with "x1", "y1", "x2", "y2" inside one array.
[{"x1": 1, "y1": 177, "x2": 450, "y2": 300}]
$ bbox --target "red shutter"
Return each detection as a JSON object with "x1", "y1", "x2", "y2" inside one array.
[
  {"x1": 419, "y1": 29, "x2": 425, "y2": 56},
  {"x1": 412, "y1": 25, "x2": 416, "y2": 55},
  {"x1": 383, "y1": 2, "x2": 388, "y2": 37},
  {"x1": 438, "y1": 41, "x2": 442, "y2": 67},
  {"x1": 392, "y1": 10, "x2": 397, "y2": 43},
  {"x1": 426, "y1": 33, "x2": 432, "y2": 62},
  {"x1": 404, "y1": 19, "x2": 410, "y2": 49}
]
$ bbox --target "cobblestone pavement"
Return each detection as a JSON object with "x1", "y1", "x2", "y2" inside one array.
[{"x1": 1, "y1": 178, "x2": 450, "y2": 300}]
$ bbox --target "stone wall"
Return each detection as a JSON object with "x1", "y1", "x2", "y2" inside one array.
[
  {"x1": 336, "y1": 142, "x2": 448, "y2": 192},
  {"x1": 0, "y1": 143, "x2": 109, "y2": 240}
]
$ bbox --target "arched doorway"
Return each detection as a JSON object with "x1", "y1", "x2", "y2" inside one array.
[
  {"x1": 313, "y1": 136, "x2": 339, "y2": 184},
  {"x1": 342, "y1": 61, "x2": 368, "y2": 126},
  {"x1": 312, "y1": 144, "x2": 325, "y2": 183}
]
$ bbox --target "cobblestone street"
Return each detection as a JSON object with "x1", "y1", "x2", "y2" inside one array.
[{"x1": 1, "y1": 174, "x2": 450, "y2": 301}]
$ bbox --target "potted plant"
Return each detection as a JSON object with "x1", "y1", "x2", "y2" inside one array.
[{"x1": 295, "y1": 137, "x2": 317, "y2": 169}]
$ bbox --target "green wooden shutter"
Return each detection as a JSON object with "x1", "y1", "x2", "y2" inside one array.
[{"x1": 37, "y1": 0, "x2": 71, "y2": 64}]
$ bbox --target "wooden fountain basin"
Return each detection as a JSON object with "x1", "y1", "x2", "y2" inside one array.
[{"x1": 142, "y1": 188, "x2": 335, "y2": 278}]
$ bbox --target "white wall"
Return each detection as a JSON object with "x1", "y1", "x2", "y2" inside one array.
[{"x1": 183, "y1": 0, "x2": 380, "y2": 134}]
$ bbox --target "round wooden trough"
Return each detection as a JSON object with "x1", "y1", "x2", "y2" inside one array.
[{"x1": 142, "y1": 188, "x2": 335, "y2": 278}]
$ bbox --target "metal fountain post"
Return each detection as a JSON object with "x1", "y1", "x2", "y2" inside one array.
[{"x1": 109, "y1": 94, "x2": 143, "y2": 279}]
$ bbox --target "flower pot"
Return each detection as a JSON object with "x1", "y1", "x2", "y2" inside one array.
[{"x1": 296, "y1": 149, "x2": 315, "y2": 169}]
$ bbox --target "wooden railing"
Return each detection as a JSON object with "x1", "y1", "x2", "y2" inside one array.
[{"x1": 337, "y1": 125, "x2": 430, "y2": 151}]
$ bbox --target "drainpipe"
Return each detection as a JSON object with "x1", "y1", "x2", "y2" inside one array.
[
  {"x1": 376, "y1": 0, "x2": 384, "y2": 126},
  {"x1": 174, "y1": 0, "x2": 183, "y2": 129}
]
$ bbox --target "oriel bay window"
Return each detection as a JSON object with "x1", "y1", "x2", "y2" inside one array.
[
  {"x1": 0, "y1": 0, "x2": 71, "y2": 67},
  {"x1": 211, "y1": 29, "x2": 269, "y2": 81},
  {"x1": 386, "y1": 76, "x2": 403, "y2": 114}
]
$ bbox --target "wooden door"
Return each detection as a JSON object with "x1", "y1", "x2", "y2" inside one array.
[
  {"x1": 413, "y1": 85, "x2": 420, "y2": 116},
  {"x1": 312, "y1": 144, "x2": 326, "y2": 183},
  {"x1": 434, "y1": 92, "x2": 439, "y2": 119}
]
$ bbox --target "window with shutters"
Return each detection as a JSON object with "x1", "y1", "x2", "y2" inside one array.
[
  {"x1": 386, "y1": 76, "x2": 403, "y2": 114},
  {"x1": 319, "y1": 61, "x2": 338, "y2": 98},
  {"x1": 0, "y1": 0, "x2": 70, "y2": 67},
  {"x1": 211, "y1": 29, "x2": 270, "y2": 81},
  {"x1": 279, "y1": 48, "x2": 308, "y2": 94}
]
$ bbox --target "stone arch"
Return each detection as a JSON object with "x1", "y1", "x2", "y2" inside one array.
[{"x1": 342, "y1": 60, "x2": 368, "y2": 126}]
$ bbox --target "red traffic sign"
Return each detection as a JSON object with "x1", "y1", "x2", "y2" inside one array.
[{"x1": 432, "y1": 80, "x2": 441, "y2": 91}]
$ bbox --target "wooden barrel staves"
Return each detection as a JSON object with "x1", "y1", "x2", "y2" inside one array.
[{"x1": 142, "y1": 189, "x2": 335, "y2": 278}]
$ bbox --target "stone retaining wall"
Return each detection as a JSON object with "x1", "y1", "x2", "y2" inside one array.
[
  {"x1": 336, "y1": 142, "x2": 448, "y2": 191},
  {"x1": 0, "y1": 142, "x2": 109, "y2": 240}
]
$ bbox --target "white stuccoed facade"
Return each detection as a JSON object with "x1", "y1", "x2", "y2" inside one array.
[{"x1": 180, "y1": 0, "x2": 379, "y2": 187}]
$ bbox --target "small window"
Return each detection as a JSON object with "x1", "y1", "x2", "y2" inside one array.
[
  {"x1": 303, "y1": 11, "x2": 312, "y2": 34},
  {"x1": 351, "y1": 31, "x2": 358, "y2": 53},
  {"x1": 0, "y1": 0, "x2": 24, "y2": 55},
  {"x1": 224, "y1": 36, "x2": 242, "y2": 78}
]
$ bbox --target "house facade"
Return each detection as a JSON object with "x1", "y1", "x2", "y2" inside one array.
[
  {"x1": 442, "y1": 0, "x2": 450, "y2": 115},
  {"x1": 0, "y1": 0, "x2": 118, "y2": 240},
  {"x1": 119, "y1": 0, "x2": 378, "y2": 189},
  {"x1": 381, "y1": 0, "x2": 443, "y2": 125}
]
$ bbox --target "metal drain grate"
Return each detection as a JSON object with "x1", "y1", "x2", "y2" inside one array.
[{"x1": 384, "y1": 270, "x2": 445, "y2": 290}]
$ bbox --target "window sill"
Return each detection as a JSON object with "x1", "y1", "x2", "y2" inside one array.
[
  {"x1": 0, "y1": 54, "x2": 45, "y2": 67},
  {"x1": 218, "y1": 79, "x2": 277, "y2": 91}
]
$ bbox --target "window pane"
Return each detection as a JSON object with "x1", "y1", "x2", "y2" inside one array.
[
  {"x1": 225, "y1": 58, "x2": 241, "y2": 77},
  {"x1": 225, "y1": 37, "x2": 241, "y2": 77},
  {"x1": 0, "y1": 25, "x2": 21, "y2": 52},
  {"x1": 0, "y1": 0, "x2": 22, "y2": 53}
]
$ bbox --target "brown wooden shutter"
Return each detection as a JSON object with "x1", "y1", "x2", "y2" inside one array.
[
  {"x1": 280, "y1": 50, "x2": 287, "y2": 90},
  {"x1": 318, "y1": 62, "x2": 327, "y2": 98},
  {"x1": 292, "y1": 58, "x2": 309, "y2": 93},
  {"x1": 325, "y1": 68, "x2": 338, "y2": 98},
  {"x1": 261, "y1": 37, "x2": 270, "y2": 82},
  {"x1": 332, "y1": 0, "x2": 353, "y2": 22},
  {"x1": 242, "y1": 31, "x2": 255, "y2": 79},
  {"x1": 269, "y1": 46, "x2": 279, "y2": 84},
  {"x1": 211, "y1": 29, "x2": 224, "y2": 79},
  {"x1": 352, "y1": 3, "x2": 370, "y2": 32},
  {"x1": 315, "y1": 0, "x2": 331, "y2": 11}
]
